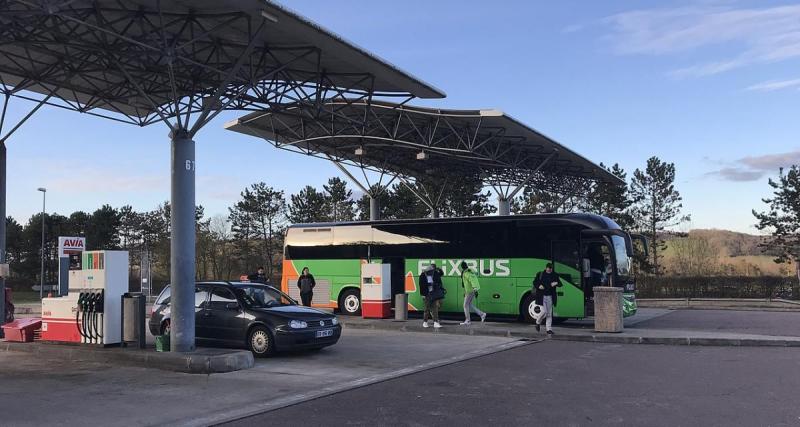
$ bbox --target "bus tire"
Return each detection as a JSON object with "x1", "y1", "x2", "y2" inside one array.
[
  {"x1": 520, "y1": 293, "x2": 537, "y2": 324},
  {"x1": 339, "y1": 289, "x2": 361, "y2": 316}
]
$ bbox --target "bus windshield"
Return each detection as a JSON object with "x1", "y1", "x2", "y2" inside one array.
[{"x1": 611, "y1": 235, "x2": 631, "y2": 278}]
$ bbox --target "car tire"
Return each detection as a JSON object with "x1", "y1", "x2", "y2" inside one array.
[
  {"x1": 520, "y1": 293, "x2": 538, "y2": 324},
  {"x1": 248, "y1": 325, "x2": 274, "y2": 357},
  {"x1": 339, "y1": 288, "x2": 361, "y2": 316}
]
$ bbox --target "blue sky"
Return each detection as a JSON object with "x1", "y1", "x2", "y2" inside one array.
[{"x1": 4, "y1": 0, "x2": 800, "y2": 233}]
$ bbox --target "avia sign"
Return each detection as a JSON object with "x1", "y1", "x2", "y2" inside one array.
[{"x1": 58, "y1": 236, "x2": 86, "y2": 258}]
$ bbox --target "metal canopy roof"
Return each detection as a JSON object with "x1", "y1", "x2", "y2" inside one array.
[
  {"x1": 224, "y1": 100, "x2": 622, "y2": 188},
  {"x1": 0, "y1": 0, "x2": 444, "y2": 127}
]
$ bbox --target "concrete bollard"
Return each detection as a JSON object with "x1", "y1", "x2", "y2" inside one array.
[
  {"x1": 593, "y1": 287, "x2": 623, "y2": 333},
  {"x1": 395, "y1": 293, "x2": 408, "y2": 321}
]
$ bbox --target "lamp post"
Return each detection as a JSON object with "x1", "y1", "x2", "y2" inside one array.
[{"x1": 37, "y1": 187, "x2": 46, "y2": 300}]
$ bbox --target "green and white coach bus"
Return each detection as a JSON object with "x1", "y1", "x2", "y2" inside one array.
[{"x1": 280, "y1": 213, "x2": 644, "y2": 322}]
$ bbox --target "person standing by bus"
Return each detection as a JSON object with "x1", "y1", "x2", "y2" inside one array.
[
  {"x1": 534, "y1": 263, "x2": 562, "y2": 334},
  {"x1": 297, "y1": 267, "x2": 316, "y2": 307},
  {"x1": 460, "y1": 261, "x2": 486, "y2": 325},
  {"x1": 419, "y1": 264, "x2": 444, "y2": 328}
]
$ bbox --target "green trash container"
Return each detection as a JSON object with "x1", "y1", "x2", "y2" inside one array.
[{"x1": 155, "y1": 334, "x2": 170, "y2": 352}]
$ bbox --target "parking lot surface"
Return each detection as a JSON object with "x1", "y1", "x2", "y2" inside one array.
[
  {"x1": 227, "y1": 340, "x2": 800, "y2": 427},
  {"x1": 631, "y1": 309, "x2": 800, "y2": 337},
  {"x1": 0, "y1": 328, "x2": 518, "y2": 427}
]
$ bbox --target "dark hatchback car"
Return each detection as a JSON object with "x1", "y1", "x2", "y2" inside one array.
[{"x1": 149, "y1": 281, "x2": 341, "y2": 357}]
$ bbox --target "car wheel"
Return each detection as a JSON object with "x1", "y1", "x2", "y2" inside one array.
[
  {"x1": 248, "y1": 326, "x2": 274, "y2": 357},
  {"x1": 520, "y1": 294, "x2": 538, "y2": 324},
  {"x1": 160, "y1": 319, "x2": 171, "y2": 336},
  {"x1": 339, "y1": 289, "x2": 361, "y2": 316}
]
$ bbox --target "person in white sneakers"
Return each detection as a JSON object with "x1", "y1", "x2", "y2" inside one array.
[
  {"x1": 419, "y1": 264, "x2": 445, "y2": 329},
  {"x1": 459, "y1": 261, "x2": 486, "y2": 326}
]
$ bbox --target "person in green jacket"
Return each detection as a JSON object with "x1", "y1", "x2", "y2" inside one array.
[{"x1": 460, "y1": 261, "x2": 486, "y2": 325}]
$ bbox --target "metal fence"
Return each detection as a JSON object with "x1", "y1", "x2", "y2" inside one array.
[{"x1": 637, "y1": 276, "x2": 798, "y2": 300}]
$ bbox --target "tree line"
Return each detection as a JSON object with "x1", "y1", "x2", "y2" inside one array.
[{"x1": 5, "y1": 157, "x2": 693, "y2": 293}]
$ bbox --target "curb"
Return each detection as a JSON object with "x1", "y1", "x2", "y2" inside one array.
[
  {"x1": 0, "y1": 341, "x2": 254, "y2": 374},
  {"x1": 341, "y1": 321, "x2": 800, "y2": 348}
]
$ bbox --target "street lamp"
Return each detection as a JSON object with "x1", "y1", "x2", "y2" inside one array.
[{"x1": 37, "y1": 187, "x2": 46, "y2": 300}]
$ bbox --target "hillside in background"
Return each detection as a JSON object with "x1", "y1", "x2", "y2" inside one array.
[{"x1": 660, "y1": 229, "x2": 791, "y2": 277}]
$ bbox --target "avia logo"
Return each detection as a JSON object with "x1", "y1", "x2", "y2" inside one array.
[
  {"x1": 63, "y1": 239, "x2": 84, "y2": 248},
  {"x1": 417, "y1": 259, "x2": 511, "y2": 277}
]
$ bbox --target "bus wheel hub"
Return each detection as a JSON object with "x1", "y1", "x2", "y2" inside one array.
[{"x1": 344, "y1": 295, "x2": 359, "y2": 312}]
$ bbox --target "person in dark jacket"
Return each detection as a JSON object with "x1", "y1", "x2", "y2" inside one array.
[
  {"x1": 297, "y1": 267, "x2": 316, "y2": 307},
  {"x1": 248, "y1": 267, "x2": 269, "y2": 284},
  {"x1": 534, "y1": 263, "x2": 562, "y2": 334},
  {"x1": 418, "y1": 264, "x2": 444, "y2": 329}
]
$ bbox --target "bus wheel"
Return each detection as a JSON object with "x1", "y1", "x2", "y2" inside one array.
[
  {"x1": 520, "y1": 294, "x2": 537, "y2": 324},
  {"x1": 339, "y1": 289, "x2": 361, "y2": 316}
]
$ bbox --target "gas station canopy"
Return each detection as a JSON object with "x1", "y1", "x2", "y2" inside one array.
[
  {"x1": 224, "y1": 100, "x2": 622, "y2": 188},
  {"x1": 0, "y1": 0, "x2": 444, "y2": 127}
]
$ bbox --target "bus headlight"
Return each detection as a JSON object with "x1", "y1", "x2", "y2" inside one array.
[
  {"x1": 331, "y1": 317, "x2": 338, "y2": 325},
  {"x1": 289, "y1": 320, "x2": 308, "y2": 329}
]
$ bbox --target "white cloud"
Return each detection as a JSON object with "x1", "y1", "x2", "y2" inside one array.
[
  {"x1": 707, "y1": 149, "x2": 800, "y2": 181},
  {"x1": 745, "y1": 77, "x2": 800, "y2": 92},
  {"x1": 603, "y1": 4, "x2": 800, "y2": 77}
]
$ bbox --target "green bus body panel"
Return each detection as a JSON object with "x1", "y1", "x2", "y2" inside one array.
[{"x1": 287, "y1": 257, "x2": 593, "y2": 318}]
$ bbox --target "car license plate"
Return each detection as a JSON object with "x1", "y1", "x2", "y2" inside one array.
[{"x1": 316, "y1": 329, "x2": 333, "y2": 338}]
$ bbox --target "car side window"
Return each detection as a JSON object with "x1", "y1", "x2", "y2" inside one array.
[
  {"x1": 195, "y1": 286, "x2": 210, "y2": 308},
  {"x1": 155, "y1": 287, "x2": 171, "y2": 305},
  {"x1": 208, "y1": 287, "x2": 238, "y2": 310}
]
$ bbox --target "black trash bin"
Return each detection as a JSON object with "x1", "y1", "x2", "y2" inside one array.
[{"x1": 121, "y1": 292, "x2": 146, "y2": 349}]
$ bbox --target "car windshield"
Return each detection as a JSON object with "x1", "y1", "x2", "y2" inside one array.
[{"x1": 233, "y1": 285, "x2": 296, "y2": 308}]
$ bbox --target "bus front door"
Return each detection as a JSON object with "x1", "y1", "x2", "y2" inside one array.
[{"x1": 551, "y1": 240, "x2": 584, "y2": 318}]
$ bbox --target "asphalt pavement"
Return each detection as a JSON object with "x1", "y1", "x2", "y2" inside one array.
[
  {"x1": 224, "y1": 340, "x2": 800, "y2": 427},
  {"x1": 0, "y1": 328, "x2": 519, "y2": 427},
  {"x1": 631, "y1": 309, "x2": 800, "y2": 337}
]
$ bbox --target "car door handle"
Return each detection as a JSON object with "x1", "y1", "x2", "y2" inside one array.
[{"x1": 203, "y1": 312, "x2": 214, "y2": 317}]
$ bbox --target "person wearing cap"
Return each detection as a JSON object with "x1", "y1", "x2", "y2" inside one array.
[
  {"x1": 460, "y1": 261, "x2": 486, "y2": 326},
  {"x1": 534, "y1": 262, "x2": 562, "y2": 334},
  {"x1": 419, "y1": 263, "x2": 444, "y2": 328}
]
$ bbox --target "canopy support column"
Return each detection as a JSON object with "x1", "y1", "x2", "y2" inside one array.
[
  {"x1": 0, "y1": 89, "x2": 52, "y2": 335},
  {"x1": 0, "y1": 141, "x2": 6, "y2": 333},
  {"x1": 397, "y1": 176, "x2": 449, "y2": 219},
  {"x1": 328, "y1": 156, "x2": 396, "y2": 221},
  {"x1": 488, "y1": 152, "x2": 557, "y2": 215},
  {"x1": 497, "y1": 197, "x2": 510, "y2": 216},
  {"x1": 169, "y1": 130, "x2": 196, "y2": 352}
]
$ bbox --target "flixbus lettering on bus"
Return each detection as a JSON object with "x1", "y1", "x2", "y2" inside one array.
[{"x1": 417, "y1": 259, "x2": 510, "y2": 277}]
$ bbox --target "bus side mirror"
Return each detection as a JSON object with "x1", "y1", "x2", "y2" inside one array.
[{"x1": 581, "y1": 258, "x2": 591, "y2": 278}]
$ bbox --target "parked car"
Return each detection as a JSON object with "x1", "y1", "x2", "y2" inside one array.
[{"x1": 149, "y1": 281, "x2": 341, "y2": 357}]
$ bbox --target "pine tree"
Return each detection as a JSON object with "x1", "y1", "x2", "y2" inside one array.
[
  {"x1": 630, "y1": 157, "x2": 690, "y2": 275},
  {"x1": 229, "y1": 183, "x2": 287, "y2": 278},
  {"x1": 324, "y1": 177, "x2": 356, "y2": 222},
  {"x1": 585, "y1": 163, "x2": 634, "y2": 229},
  {"x1": 753, "y1": 165, "x2": 800, "y2": 296},
  {"x1": 288, "y1": 185, "x2": 329, "y2": 223}
]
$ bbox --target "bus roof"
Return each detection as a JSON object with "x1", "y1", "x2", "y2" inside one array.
[{"x1": 287, "y1": 213, "x2": 621, "y2": 232}]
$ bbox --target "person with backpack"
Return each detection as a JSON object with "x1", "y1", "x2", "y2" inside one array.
[
  {"x1": 297, "y1": 267, "x2": 316, "y2": 307},
  {"x1": 419, "y1": 264, "x2": 444, "y2": 329},
  {"x1": 460, "y1": 261, "x2": 486, "y2": 326},
  {"x1": 534, "y1": 262, "x2": 562, "y2": 334}
]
